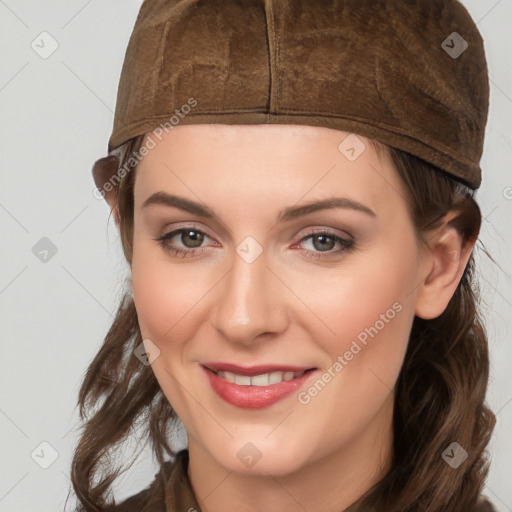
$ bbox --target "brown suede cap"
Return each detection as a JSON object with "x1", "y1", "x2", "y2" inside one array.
[{"x1": 105, "y1": 0, "x2": 489, "y2": 189}]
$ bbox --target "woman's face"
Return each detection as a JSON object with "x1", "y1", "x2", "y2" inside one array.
[{"x1": 130, "y1": 124, "x2": 430, "y2": 475}]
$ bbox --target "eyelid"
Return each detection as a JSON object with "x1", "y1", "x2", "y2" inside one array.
[
  {"x1": 156, "y1": 223, "x2": 355, "y2": 261},
  {"x1": 158, "y1": 221, "x2": 217, "y2": 241},
  {"x1": 295, "y1": 225, "x2": 354, "y2": 243},
  {"x1": 157, "y1": 222, "x2": 353, "y2": 244}
]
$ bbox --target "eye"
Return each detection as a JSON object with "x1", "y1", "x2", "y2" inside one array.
[
  {"x1": 154, "y1": 227, "x2": 214, "y2": 258},
  {"x1": 154, "y1": 226, "x2": 355, "y2": 260},
  {"x1": 294, "y1": 230, "x2": 355, "y2": 260}
]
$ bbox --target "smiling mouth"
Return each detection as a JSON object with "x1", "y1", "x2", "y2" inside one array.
[
  {"x1": 213, "y1": 369, "x2": 311, "y2": 386},
  {"x1": 201, "y1": 363, "x2": 318, "y2": 409},
  {"x1": 201, "y1": 362, "x2": 317, "y2": 385}
]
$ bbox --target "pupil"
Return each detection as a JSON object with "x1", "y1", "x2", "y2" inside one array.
[
  {"x1": 314, "y1": 235, "x2": 334, "y2": 251},
  {"x1": 184, "y1": 230, "x2": 203, "y2": 248}
]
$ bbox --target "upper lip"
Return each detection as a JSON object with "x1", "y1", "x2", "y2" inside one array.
[{"x1": 201, "y1": 362, "x2": 316, "y2": 376}]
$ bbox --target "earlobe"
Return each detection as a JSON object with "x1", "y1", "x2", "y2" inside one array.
[
  {"x1": 92, "y1": 155, "x2": 121, "y2": 225},
  {"x1": 414, "y1": 212, "x2": 475, "y2": 320}
]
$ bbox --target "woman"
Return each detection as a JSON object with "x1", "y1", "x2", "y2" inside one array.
[{"x1": 70, "y1": 1, "x2": 497, "y2": 511}]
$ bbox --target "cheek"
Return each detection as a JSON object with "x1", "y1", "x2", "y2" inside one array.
[
  {"x1": 323, "y1": 265, "x2": 413, "y2": 354},
  {"x1": 293, "y1": 233, "x2": 418, "y2": 383},
  {"x1": 130, "y1": 229, "x2": 218, "y2": 344},
  {"x1": 289, "y1": 247, "x2": 417, "y2": 454},
  {"x1": 130, "y1": 244, "x2": 205, "y2": 419}
]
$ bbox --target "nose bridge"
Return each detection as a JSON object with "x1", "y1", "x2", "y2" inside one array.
[{"x1": 211, "y1": 246, "x2": 287, "y2": 344}]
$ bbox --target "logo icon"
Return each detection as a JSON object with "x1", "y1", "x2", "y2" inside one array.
[
  {"x1": 236, "y1": 236, "x2": 263, "y2": 264},
  {"x1": 134, "y1": 339, "x2": 161, "y2": 366},
  {"x1": 338, "y1": 134, "x2": 366, "y2": 161},
  {"x1": 441, "y1": 442, "x2": 468, "y2": 469},
  {"x1": 237, "y1": 442, "x2": 263, "y2": 468},
  {"x1": 441, "y1": 32, "x2": 468, "y2": 59},
  {"x1": 31, "y1": 441, "x2": 59, "y2": 469},
  {"x1": 31, "y1": 32, "x2": 59, "y2": 59},
  {"x1": 32, "y1": 237, "x2": 58, "y2": 263}
]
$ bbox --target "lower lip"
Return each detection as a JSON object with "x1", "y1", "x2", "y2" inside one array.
[{"x1": 201, "y1": 366, "x2": 316, "y2": 409}]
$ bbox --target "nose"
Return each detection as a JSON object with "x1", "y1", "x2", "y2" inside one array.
[{"x1": 210, "y1": 246, "x2": 289, "y2": 346}]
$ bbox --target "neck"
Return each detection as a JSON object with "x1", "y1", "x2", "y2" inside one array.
[{"x1": 187, "y1": 394, "x2": 394, "y2": 512}]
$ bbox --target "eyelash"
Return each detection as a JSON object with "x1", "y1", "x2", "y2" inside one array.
[{"x1": 154, "y1": 226, "x2": 355, "y2": 260}]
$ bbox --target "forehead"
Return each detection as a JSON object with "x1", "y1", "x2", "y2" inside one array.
[{"x1": 133, "y1": 124, "x2": 407, "y2": 216}]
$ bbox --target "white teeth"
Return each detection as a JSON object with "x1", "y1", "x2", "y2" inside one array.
[
  {"x1": 251, "y1": 373, "x2": 270, "y2": 386},
  {"x1": 269, "y1": 371, "x2": 283, "y2": 384},
  {"x1": 217, "y1": 370, "x2": 307, "y2": 386},
  {"x1": 223, "y1": 372, "x2": 236, "y2": 383},
  {"x1": 234, "y1": 374, "x2": 252, "y2": 386}
]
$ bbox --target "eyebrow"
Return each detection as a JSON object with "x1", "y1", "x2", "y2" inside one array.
[{"x1": 141, "y1": 191, "x2": 376, "y2": 221}]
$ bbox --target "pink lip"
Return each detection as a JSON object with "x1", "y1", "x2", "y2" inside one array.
[{"x1": 200, "y1": 363, "x2": 317, "y2": 409}]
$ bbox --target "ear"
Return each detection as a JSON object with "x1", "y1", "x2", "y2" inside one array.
[
  {"x1": 92, "y1": 155, "x2": 121, "y2": 225},
  {"x1": 414, "y1": 210, "x2": 477, "y2": 320}
]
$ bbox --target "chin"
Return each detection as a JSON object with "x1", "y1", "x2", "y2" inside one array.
[{"x1": 206, "y1": 436, "x2": 311, "y2": 477}]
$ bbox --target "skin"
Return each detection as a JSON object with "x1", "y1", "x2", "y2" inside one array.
[{"x1": 99, "y1": 124, "x2": 474, "y2": 512}]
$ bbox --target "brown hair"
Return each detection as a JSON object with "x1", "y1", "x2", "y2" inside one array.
[{"x1": 68, "y1": 134, "x2": 495, "y2": 511}]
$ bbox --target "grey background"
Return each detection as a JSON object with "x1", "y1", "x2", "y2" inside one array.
[{"x1": 0, "y1": 1, "x2": 511, "y2": 510}]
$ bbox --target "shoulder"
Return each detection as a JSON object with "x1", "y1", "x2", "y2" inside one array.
[{"x1": 112, "y1": 453, "x2": 186, "y2": 512}]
